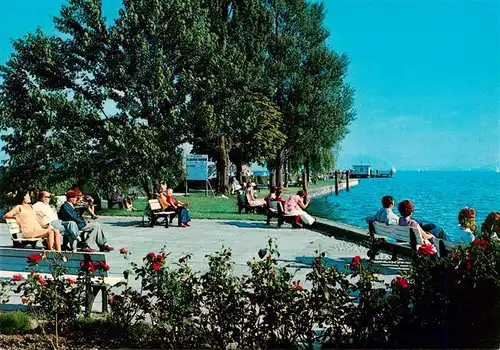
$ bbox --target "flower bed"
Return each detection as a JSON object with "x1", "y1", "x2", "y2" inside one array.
[{"x1": 1, "y1": 236, "x2": 500, "y2": 349}]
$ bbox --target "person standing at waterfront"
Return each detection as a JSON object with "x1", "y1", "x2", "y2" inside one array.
[{"x1": 365, "y1": 195, "x2": 399, "y2": 225}]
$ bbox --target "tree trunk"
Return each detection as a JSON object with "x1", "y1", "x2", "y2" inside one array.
[
  {"x1": 142, "y1": 177, "x2": 153, "y2": 199},
  {"x1": 275, "y1": 149, "x2": 283, "y2": 187},
  {"x1": 303, "y1": 162, "x2": 310, "y2": 191},
  {"x1": 236, "y1": 161, "x2": 243, "y2": 184},
  {"x1": 270, "y1": 173, "x2": 275, "y2": 187},
  {"x1": 284, "y1": 158, "x2": 289, "y2": 188},
  {"x1": 216, "y1": 135, "x2": 230, "y2": 194},
  {"x1": 305, "y1": 161, "x2": 310, "y2": 185}
]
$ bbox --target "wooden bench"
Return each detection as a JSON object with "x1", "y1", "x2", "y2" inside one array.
[
  {"x1": 368, "y1": 221, "x2": 460, "y2": 260},
  {"x1": 107, "y1": 193, "x2": 124, "y2": 209},
  {"x1": 142, "y1": 199, "x2": 176, "y2": 228},
  {"x1": 6, "y1": 219, "x2": 42, "y2": 249},
  {"x1": 266, "y1": 201, "x2": 298, "y2": 228},
  {"x1": 0, "y1": 247, "x2": 122, "y2": 313},
  {"x1": 368, "y1": 221, "x2": 418, "y2": 261}
]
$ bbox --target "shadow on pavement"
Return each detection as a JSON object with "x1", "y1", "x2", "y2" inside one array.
[
  {"x1": 108, "y1": 220, "x2": 143, "y2": 227},
  {"x1": 284, "y1": 256, "x2": 407, "y2": 275},
  {"x1": 220, "y1": 221, "x2": 276, "y2": 229}
]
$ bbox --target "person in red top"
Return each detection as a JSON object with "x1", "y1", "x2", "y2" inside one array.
[{"x1": 165, "y1": 188, "x2": 192, "y2": 227}]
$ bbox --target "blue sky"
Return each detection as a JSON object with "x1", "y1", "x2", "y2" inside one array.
[
  {"x1": 324, "y1": 0, "x2": 500, "y2": 170},
  {"x1": 0, "y1": 0, "x2": 499, "y2": 170}
]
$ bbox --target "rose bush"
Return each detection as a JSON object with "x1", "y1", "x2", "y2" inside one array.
[{"x1": 2, "y1": 237, "x2": 500, "y2": 349}]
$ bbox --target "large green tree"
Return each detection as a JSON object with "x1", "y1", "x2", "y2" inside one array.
[
  {"x1": 263, "y1": 0, "x2": 355, "y2": 187},
  {"x1": 0, "y1": 0, "x2": 211, "y2": 197},
  {"x1": 187, "y1": 0, "x2": 286, "y2": 193}
]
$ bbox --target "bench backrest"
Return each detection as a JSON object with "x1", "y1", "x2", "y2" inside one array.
[
  {"x1": 372, "y1": 221, "x2": 422, "y2": 244},
  {"x1": 5, "y1": 219, "x2": 21, "y2": 240},
  {"x1": 276, "y1": 201, "x2": 286, "y2": 215},
  {"x1": 54, "y1": 195, "x2": 67, "y2": 212},
  {"x1": 149, "y1": 199, "x2": 162, "y2": 211},
  {"x1": 0, "y1": 247, "x2": 110, "y2": 276}
]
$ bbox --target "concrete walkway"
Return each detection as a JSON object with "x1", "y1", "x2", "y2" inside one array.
[{"x1": 0, "y1": 217, "x2": 400, "y2": 310}]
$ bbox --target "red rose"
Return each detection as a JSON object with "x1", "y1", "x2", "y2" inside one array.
[
  {"x1": 450, "y1": 253, "x2": 457, "y2": 259},
  {"x1": 27, "y1": 254, "x2": 42, "y2": 264},
  {"x1": 292, "y1": 280, "x2": 304, "y2": 290},
  {"x1": 34, "y1": 274, "x2": 47, "y2": 285},
  {"x1": 108, "y1": 294, "x2": 122, "y2": 304},
  {"x1": 152, "y1": 262, "x2": 161, "y2": 271},
  {"x1": 394, "y1": 277, "x2": 409, "y2": 289},
  {"x1": 156, "y1": 254, "x2": 165, "y2": 262},
  {"x1": 80, "y1": 260, "x2": 95, "y2": 273},
  {"x1": 93, "y1": 260, "x2": 110, "y2": 271},
  {"x1": 119, "y1": 248, "x2": 129, "y2": 254},
  {"x1": 147, "y1": 252, "x2": 156, "y2": 259},
  {"x1": 465, "y1": 257, "x2": 473, "y2": 271},
  {"x1": 12, "y1": 274, "x2": 23, "y2": 281},
  {"x1": 66, "y1": 278, "x2": 76, "y2": 284},
  {"x1": 350, "y1": 256, "x2": 362, "y2": 270},
  {"x1": 473, "y1": 238, "x2": 488, "y2": 249}
]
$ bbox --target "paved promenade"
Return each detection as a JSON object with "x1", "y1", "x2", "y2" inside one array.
[{"x1": 0, "y1": 217, "x2": 399, "y2": 310}]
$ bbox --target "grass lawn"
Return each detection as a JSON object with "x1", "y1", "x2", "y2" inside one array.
[{"x1": 96, "y1": 179, "x2": 337, "y2": 221}]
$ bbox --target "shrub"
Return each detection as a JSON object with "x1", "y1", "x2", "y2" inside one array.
[
  {"x1": 12, "y1": 251, "x2": 109, "y2": 333},
  {"x1": 389, "y1": 238, "x2": 500, "y2": 348},
  {"x1": 0, "y1": 311, "x2": 31, "y2": 334},
  {"x1": 6, "y1": 237, "x2": 500, "y2": 349}
]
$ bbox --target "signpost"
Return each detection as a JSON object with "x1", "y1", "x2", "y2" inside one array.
[{"x1": 186, "y1": 154, "x2": 209, "y2": 196}]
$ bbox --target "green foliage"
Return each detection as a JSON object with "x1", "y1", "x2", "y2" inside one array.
[
  {"x1": 3, "y1": 236, "x2": 500, "y2": 348},
  {"x1": 0, "y1": 311, "x2": 31, "y2": 334},
  {"x1": 0, "y1": 0, "x2": 353, "y2": 194}
]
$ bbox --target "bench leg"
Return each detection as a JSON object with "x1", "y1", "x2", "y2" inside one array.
[
  {"x1": 85, "y1": 282, "x2": 92, "y2": 317},
  {"x1": 391, "y1": 247, "x2": 398, "y2": 261},
  {"x1": 277, "y1": 217, "x2": 284, "y2": 228},
  {"x1": 101, "y1": 287, "x2": 108, "y2": 313},
  {"x1": 165, "y1": 217, "x2": 169, "y2": 228},
  {"x1": 266, "y1": 213, "x2": 272, "y2": 225}
]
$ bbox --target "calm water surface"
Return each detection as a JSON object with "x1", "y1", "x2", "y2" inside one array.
[{"x1": 308, "y1": 171, "x2": 500, "y2": 233}]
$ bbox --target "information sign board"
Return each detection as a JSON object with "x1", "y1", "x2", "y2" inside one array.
[{"x1": 186, "y1": 154, "x2": 208, "y2": 181}]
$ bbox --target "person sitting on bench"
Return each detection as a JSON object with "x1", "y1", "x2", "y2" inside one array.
[
  {"x1": 365, "y1": 195, "x2": 399, "y2": 225},
  {"x1": 265, "y1": 186, "x2": 277, "y2": 204},
  {"x1": 59, "y1": 190, "x2": 113, "y2": 252},
  {"x1": 284, "y1": 190, "x2": 315, "y2": 228},
  {"x1": 67, "y1": 184, "x2": 98, "y2": 220},
  {"x1": 158, "y1": 184, "x2": 169, "y2": 209},
  {"x1": 4, "y1": 192, "x2": 62, "y2": 251},
  {"x1": 481, "y1": 211, "x2": 500, "y2": 240},
  {"x1": 440, "y1": 207, "x2": 477, "y2": 244},
  {"x1": 165, "y1": 188, "x2": 192, "y2": 227},
  {"x1": 397, "y1": 200, "x2": 435, "y2": 244},
  {"x1": 33, "y1": 191, "x2": 80, "y2": 251},
  {"x1": 245, "y1": 181, "x2": 266, "y2": 207},
  {"x1": 123, "y1": 195, "x2": 137, "y2": 211}
]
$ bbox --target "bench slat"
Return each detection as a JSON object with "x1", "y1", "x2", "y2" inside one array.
[
  {"x1": 0, "y1": 271, "x2": 122, "y2": 286},
  {"x1": 0, "y1": 248, "x2": 110, "y2": 276},
  {"x1": 0, "y1": 248, "x2": 107, "y2": 259}
]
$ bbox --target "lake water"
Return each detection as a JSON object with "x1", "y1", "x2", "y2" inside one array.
[{"x1": 308, "y1": 171, "x2": 500, "y2": 233}]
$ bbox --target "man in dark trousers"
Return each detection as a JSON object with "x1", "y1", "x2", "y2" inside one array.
[{"x1": 59, "y1": 190, "x2": 113, "y2": 252}]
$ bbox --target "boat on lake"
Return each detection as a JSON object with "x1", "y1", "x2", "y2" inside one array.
[{"x1": 350, "y1": 164, "x2": 396, "y2": 178}]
